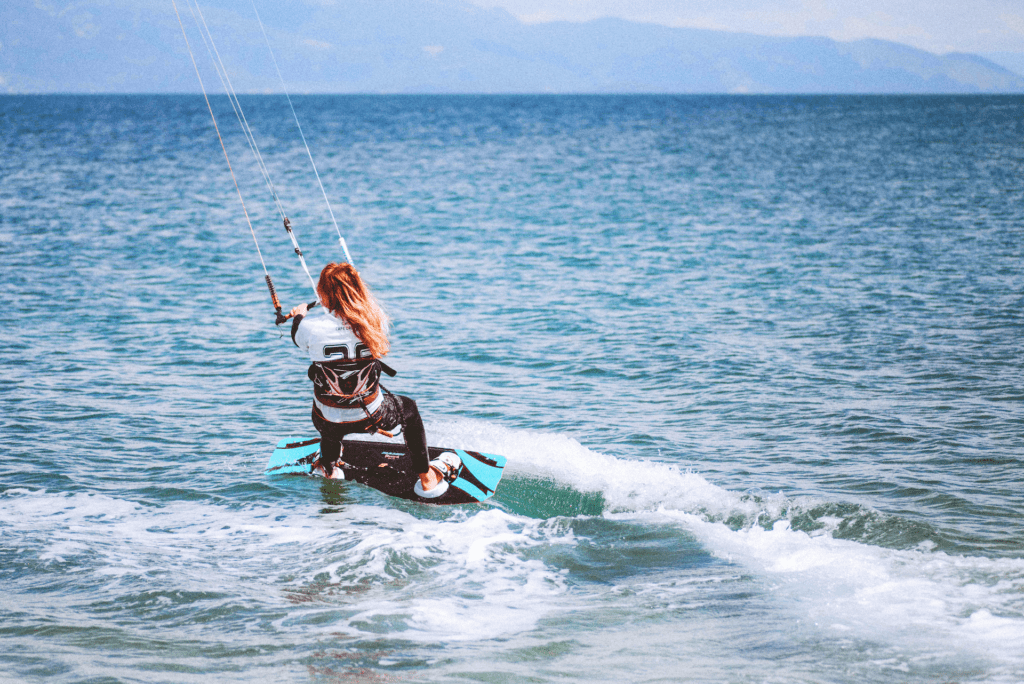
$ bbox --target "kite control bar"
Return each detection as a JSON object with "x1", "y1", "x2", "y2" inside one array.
[
  {"x1": 275, "y1": 300, "x2": 319, "y2": 326},
  {"x1": 267, "y1": 274, "x2": 319, "y2": 325}
]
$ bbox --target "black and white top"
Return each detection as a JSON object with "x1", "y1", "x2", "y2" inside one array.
[{"x1": 292, "y1": 310, "x2": 384, "y2": 424}]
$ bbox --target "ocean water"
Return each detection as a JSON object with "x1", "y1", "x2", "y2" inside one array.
[{"x1": 1, "y1": 93, "x2": 1023, "y2": 683}]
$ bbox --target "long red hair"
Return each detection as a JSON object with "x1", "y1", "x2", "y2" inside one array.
[{"x1": 316, "y1": 263, "x2": 390, "y2": 358}]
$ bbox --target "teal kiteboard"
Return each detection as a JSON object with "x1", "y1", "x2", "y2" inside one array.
[{"x1": 265, "y1": 434, "x2": 507, "y2": 505}]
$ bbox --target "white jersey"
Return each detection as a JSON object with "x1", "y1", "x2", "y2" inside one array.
[{"x1": 293, "y1": 310, "x2": 384, "y2": 422}]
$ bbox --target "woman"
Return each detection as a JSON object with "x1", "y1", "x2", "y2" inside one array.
[{"x1": 289, "y1": 262, "x2": 455, "y2": 497}]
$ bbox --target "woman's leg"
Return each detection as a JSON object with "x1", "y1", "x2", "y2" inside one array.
[
  {"x1": 396, "y1": 395, "x2": 430, "y2": 474},
  {"x1": 311, "y1": 405, "x2": 363, "y2": 477},
  {"x1": 317, "y1": 437, "x2": 342, "y2": 476}
]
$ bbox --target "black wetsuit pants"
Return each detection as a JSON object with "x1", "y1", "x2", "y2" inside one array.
[{"x1": 312, "y1": 394, "x2": 430, "y2": 476}]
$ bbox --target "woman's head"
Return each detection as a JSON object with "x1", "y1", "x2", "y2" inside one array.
[{"x1": 316, "y1": 262, "x2": 390, "y2": 358}]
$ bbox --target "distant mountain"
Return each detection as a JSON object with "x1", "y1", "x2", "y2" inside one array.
[
  {"x1": 979, "y1": 52, "x2": 1024, "y2": 78},
  {"x1": 3, "y1": 0, "x2": 1023, "y2": 94}
]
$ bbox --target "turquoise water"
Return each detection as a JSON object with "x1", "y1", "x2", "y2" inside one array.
[{"x1": 2, "y1": 94, "x2": 1023, "y2": 682}]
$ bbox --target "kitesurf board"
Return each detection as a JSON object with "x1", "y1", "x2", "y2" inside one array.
[{"x1": 265, "y1": 436, "x2": 507, "y2": 505}]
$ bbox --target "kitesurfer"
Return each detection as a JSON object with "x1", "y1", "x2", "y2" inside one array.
[{"x1": 289, "y1": 262, "x2": 453, "y2": 496}]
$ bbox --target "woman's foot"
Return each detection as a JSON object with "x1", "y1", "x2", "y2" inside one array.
[
  {"x1": 414, "y1": 452, "x2": 461, "y2": 499},
  {"x1": 419, "y1": 467, "x2": 443, "y2": 491},
  {"x1": 312, "y1": 457, "x2": 345, "y2": 479}
]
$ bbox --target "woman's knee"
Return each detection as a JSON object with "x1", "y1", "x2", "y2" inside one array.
[{"x1": 399, "y1": 395, "x2": 418, "y2": 417}]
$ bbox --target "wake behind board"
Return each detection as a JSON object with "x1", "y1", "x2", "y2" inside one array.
[{"x1": 265, "y1": 434, "x2": 507, "y2": 505}]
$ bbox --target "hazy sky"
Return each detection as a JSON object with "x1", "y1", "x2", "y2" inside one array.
[{"x1": 466, "y1": 0, "x2": 1024, "y2": 55}]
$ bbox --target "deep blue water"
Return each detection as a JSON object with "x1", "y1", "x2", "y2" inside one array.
[{"x1": 1, "y1": 94, "x2": 1023, "y2": 683}]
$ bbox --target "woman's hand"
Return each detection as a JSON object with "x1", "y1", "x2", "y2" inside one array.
[{"x1": 290, "y1": 302, "x2": 309, "y2": 318}]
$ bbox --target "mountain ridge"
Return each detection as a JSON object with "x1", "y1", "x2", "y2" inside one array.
[{"x1": 2, "y1": 0, "x2": 1022, "y2": 94}]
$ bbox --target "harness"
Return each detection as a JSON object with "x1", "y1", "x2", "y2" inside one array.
[{"x1": 308, "y1": 354, "x2": 400, "y2": 436}]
